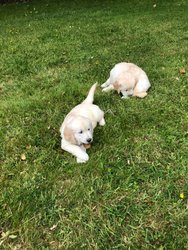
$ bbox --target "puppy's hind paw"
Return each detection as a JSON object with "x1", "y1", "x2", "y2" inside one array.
[
  {"x1": 102, "y1": 88, "x2": 107, "y2": 92},
  {"x1": 99, "y1": 118, "x2": 105, "y2": 126},
  {"x1": 101, "y1": 83, "x2": 107, "y2": 88},
  {"x1": 134, "y1": 92, "x2": 148, "y2": 98},
  {"x1": 102, "y1": 85, "x2": 114, "y2": 92}
]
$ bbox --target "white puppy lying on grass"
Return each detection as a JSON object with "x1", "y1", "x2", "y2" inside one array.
[
  {"x1": 101, "y1": 62, "x2": 151, "y2": 98},
  {"x1": 60, "y1": 83, "x2": 105, "y2": 163}
]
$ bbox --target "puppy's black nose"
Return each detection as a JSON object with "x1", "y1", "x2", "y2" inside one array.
[{"x1": 87, "y1": 138, "x2": 92, "y2": 143}]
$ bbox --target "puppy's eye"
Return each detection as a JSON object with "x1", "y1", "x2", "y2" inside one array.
[
  {"x1": 79, "y1": 130, "x2": 83, "y2": 134},
  {"x1": 88, "y1": 128, "x2": 90, "y2": 131}
]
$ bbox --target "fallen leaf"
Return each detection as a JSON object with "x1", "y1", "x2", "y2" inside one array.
[
  {"x1": 179, "y1": 68, "x2": 186, "y2": 74},
  {"x1": 50, "y1": 224, "x2": 57, "y2": 231},
  {"x1": 9, "y1": 234, "x2": 17, "y2": 239},
  {"x1": 180, "y1": 192, "x2": 185, "y2": 199},
  {"x1": 0, "y1": 240, "x2": 5, "y2": 247},
  {"x1": 26, "y1": 145, "x2": 31, "y2": 150},
  {"x1": 21, "y1": 154, "x2": 26, "y2": 161},
  {"x1": 1, "y1": 231, "x2": 9, "y2": 239}
]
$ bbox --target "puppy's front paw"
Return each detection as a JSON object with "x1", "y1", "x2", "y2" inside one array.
[
  {"x1": 76, "y1": 153, "x2": 89, "y2": 163},
  {"x1": 121, "y1": 95, "x2": 129, "y2": 99}
]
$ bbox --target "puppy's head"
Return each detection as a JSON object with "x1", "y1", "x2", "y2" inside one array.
[
  {"x1": 64, "y1": 116, "x2": 93, "y2": 145},
  {"x1": 114, "y1": 73, "x2": 136, "y2": 93},
  {"x1": 114, "y1": 73, "x2": 129, "y2": 93},
  {"x1": 113, "y1": 80, "x2": 122, "y2": 93}
]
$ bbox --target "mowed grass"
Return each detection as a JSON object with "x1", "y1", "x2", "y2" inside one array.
[{"x1": 0, "y1": 0, "x2": 187, "y2": 249}]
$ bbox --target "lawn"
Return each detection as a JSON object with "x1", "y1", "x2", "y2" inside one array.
[{"x1": 0, "y1": 0, "x2": 187, "y2": 249}]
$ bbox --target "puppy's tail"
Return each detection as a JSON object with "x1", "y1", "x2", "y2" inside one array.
[{"x1": 82, "y1": 83, "x2": 97, "y2": 104}]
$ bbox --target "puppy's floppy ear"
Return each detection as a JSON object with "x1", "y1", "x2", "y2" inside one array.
[
  {"x1": 113, "y1": 81, "x2": 120, "y2": 93},
  {"x1": 64, "y1": 125, "x2": 77, "y2": 144}
]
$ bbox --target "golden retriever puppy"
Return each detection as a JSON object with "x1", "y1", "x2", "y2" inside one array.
[
  {"x1": 101, "y1": 62, "x2": 151, "y2": 98},
  {"x1": 60, "y1": 83, "x2": 105, "y2": 163}
]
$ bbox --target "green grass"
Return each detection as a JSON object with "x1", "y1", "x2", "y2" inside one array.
[{"x1": 0, "y1": 0, "x2": 187, "y2": 249}]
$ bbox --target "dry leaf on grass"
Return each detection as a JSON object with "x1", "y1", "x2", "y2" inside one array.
[
  {"x1": 179, "y1": 68, "x2": 186, "y2": 74},
  {"x1": 26, "y1": 145, "x2": 31, "y2": 150},
  {"x1": 1, "y1": 231, "x2": 10, "y2": 239},
  {"x1": 9, "y1": 234, "x2": 17, "y2": 239},
  {"x1": 21, "y1": 154, "x2": 26, "y2": 161},
  {"x1": 50, "y1": 224, "x2": 57, "y2": 231}
]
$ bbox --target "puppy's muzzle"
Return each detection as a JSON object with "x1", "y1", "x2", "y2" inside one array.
[{"x1": 86, "y1": 138, "x2": 92, "y2": 143}]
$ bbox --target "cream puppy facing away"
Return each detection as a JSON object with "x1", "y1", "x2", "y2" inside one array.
[
  {"x1": 60, "y1": 83, "x2": 105, "y2": 163},
  {"x1": 101, "y1": 62, "x2": 151, "y2": 98}
]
